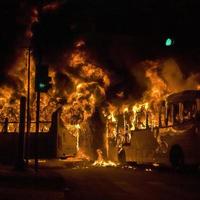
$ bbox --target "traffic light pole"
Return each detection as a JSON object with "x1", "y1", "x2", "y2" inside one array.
[
  {"x1": 25, "y1": 47, "x2": 31, "y2": 165},
  {"x1": 34, "y1": 63, "x2": 52, "y2": 172},
  {"x1": 35, "y1": 91, "x2": 40, "y2": 172}
]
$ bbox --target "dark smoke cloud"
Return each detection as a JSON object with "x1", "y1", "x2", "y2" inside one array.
[
  {"x1": 31, "y1": 0, "x2": 200, "y2": 99},
  {"x1": 0, "y1": 1, "x2": 34, "y2": 75},
  {"x1": 1, "y1": 0, "x2": 200, "y2": 97}
]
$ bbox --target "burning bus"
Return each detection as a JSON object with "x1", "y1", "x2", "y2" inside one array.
[
  {"x1": 107, "y1": 90, "x2": 200, "y2": 168},
  {"x1": 0, "y1": 35, "x2": 200, "y2": 166}
]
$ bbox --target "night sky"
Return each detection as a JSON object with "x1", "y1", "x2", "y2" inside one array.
[{"x1": 1, "y1": 0, "x2": 200, "y2": 98}]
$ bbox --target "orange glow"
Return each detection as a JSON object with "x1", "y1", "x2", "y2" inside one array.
[
  {"x1": 42, "y1": 2, "x2": 62, "y2": 12},
  {"x1": 92, "y1": 149, "x2": 117, "y2": 167},
  {"x1": 1, "y1": 37, "x2": 200, "y2": 166},
  {"x1": 75, "y1": 40, "x2": 85, "y2": 48},
  {"x1": 104, "y1": 59, "x2": 200, "y2": 147},
  {"x1": 31, "y1": 8, "x2": 39, "y2": 23}
]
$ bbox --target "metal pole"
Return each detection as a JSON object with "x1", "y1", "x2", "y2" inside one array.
[
  {"x1": 16, "y1": 96, "x2": 26, "y2": 170},
  {"x1": 25, "y1": 47, "x2": 31, "y2": 165},
  {"x1": 105, "y1": 119, "x2": 109, "y2": 159},
  {"x1": 35, "y1": 91, "x2": 40, "y2": 172}
]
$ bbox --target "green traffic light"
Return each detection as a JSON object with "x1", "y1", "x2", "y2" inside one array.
[
  {"x1": 165, "y1": 38, "x2": 173, "y2": 46},
  {"x1": 39, "y1": 83, "x2": 46, "y2": 89}
]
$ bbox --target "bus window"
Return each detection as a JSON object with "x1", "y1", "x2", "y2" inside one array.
[
  {"x1": 136, "y1": 110, "x2": 146, "y2": 129},
  {"x1": 196, "y1": 98, "x2": 200, "y2": 112},
  {"x1": 191, "y1": 102, "x2": 197, "y2": 118},
  {"x1": 146, "y1": 110, "x2": 158, "y2": 129},
  {"x1": 179, "y1": 102, "x2": 184, "y2": 123},
  {"x1": 183, "y1": 103, "x2": 190, "y2": 121},
  {"x1": 160, "y1": 104, "x2": 166, "y2": 127},
  {"x1": 173, "y1": 102, "x2": 184, "y2": 125},
  {"x1": 167, "y1": 104, "x2": 173, "y2": 126},
  {"x1": 173, "y1": 103, "x2": 180, "y2": 125}
]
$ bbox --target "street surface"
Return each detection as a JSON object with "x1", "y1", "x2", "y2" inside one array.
[
  {"x1": 0, "y1": 163, "x2": 200, "y2": 200},
  {"x1": 58, "y1": 165, "x2": 200, "y2": 200}
]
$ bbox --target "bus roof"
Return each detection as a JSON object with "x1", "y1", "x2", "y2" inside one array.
[{"x1": 167, "y1": 90, "x2": 200, "y2": 103}]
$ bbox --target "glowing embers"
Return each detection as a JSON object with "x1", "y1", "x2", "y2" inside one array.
[
  {"x1": 76, "y1": 149, "x2": 90, "y2": 161},
  {"x1": 60, "y1": 149, "x2": 91, "y2": 162},
  {"x1": 92, "y1": 149, "x2": 117, "y2": 167}
]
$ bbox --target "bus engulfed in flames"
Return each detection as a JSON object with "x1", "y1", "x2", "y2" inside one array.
[{"x1": 0, "y1": 38, "x2": 200, "y2": 163}]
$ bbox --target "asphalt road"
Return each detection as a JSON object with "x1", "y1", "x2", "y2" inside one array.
[
  {"x1": 58, "y1": 166, "x2": 200, "y2": 200},
  {"x1": 0, "y1": 164, "x2": 200, "y2": 200},
  {"x1": 0, "y1": 166, "x2": 65, "y2": 200}
]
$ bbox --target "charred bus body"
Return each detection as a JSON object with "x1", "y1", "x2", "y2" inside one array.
[{"x1": 108, "y1": 90, "x2": 200, "y2": 168}]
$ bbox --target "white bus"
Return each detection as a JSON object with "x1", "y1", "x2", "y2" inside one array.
[{"x1": 108, "y1": 90, "x2": 200, "y2": 168}]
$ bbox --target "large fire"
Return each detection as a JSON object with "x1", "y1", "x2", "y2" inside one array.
[
  {"x1": 0, "y1": 40, "x2": 110, "y2": 133},
  {"x1": 1, "y1": 40, "x2": 200, "y2": 157}
]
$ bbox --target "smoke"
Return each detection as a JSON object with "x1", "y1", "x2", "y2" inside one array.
[
  {"x1": 28, "y1": 0, "x2": 200, "y2": 107},
  {"x1": 1, "y1": 0, "x2": 200, "y2": 109},
  {"x1": 161, "y1": 58, "x2": 200, "y2": 92},
  {"x1": 161, "y1": 59, "x2": 184, "y2": 92},
  {"x1": 0, "y1": 1, "x2": 29, "y2": 73},
  {"x1": 0, "y1": 0, "x2": 66, "y2": 74}
]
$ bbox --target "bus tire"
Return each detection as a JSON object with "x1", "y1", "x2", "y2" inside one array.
[
  {"x1": 169, "y1": 145, "x2": 184, "y2": 170},
  {"x1": 118, "y1": 149, "x2": 126, "y2": 164}
]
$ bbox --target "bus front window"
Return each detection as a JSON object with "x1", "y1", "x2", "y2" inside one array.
[{"x1": 167, "y1": 104, "x2": 173, "y2": 126}]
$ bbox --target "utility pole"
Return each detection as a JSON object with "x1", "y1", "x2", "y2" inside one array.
[
  {"x1": 34, "y1": 64, "x2": 52, "y2": 172},
  {"x1": 25, "y1": 47, "x2": 31, "y2": 165},
  {"x1": 35, "y1": 91, "x2": 40, "y2": 172}
]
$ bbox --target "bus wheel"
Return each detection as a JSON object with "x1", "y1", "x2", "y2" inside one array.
[
  {"x1": 170, "y1": 145, "x2": 184, "y2": 170},
  {"x1": 118, "y1": 148, "x2": 126, "y2": 164}
]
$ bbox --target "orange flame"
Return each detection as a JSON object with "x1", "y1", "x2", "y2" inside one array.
[
  {"x1": 42, "y1": 2, "x2": 63, "y2": 12},
  {"x1": 92, "y1": 149, "x2": 117, "y2": 167}
]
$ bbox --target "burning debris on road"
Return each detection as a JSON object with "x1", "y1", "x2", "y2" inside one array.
[{"x1": 92, "y1": 149, "x2": 117, "y2": 167}]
